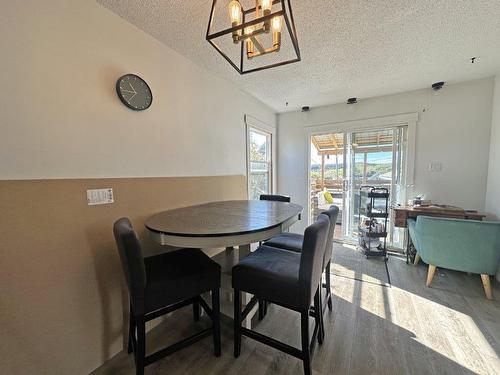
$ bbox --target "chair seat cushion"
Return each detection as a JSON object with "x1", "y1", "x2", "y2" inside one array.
[
  {"x1": 232, "y1": 245, "x2": 301, "y2": 309},
  {"x1": 264, "y1": 233, "x2": 304, "y2": 252},
  {"x1": 144, "y1": 248, "x2": 220, "y2": 313}
]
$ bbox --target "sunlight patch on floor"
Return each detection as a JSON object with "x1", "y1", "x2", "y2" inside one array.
[{"x1": 331, "y1": 255, "x2": 499, "y2": 375}]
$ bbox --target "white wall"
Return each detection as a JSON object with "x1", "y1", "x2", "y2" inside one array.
[
  {"x1": 278, "y1": 78, "x2": 494, "y2": 233},
  {"x1": 486, "y1": 75, "x2": 500, "y2": 220},
  {"x1": 0, "y1": 0, "x2": 275, "y2": 180},
  {"x1": 0, "y1": 1, "x2": 274, "y2": 373}
]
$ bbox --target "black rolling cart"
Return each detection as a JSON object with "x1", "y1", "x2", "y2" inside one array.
[{"x1": 358, "y1": 186, "x2": 389, "y2": 260}]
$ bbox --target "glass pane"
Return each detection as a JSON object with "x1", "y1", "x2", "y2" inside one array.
[
  {"x1": 348, "y1": 130, "x2": 395, "y2": 241},
  {"x1": 311, "y1": 128, "x2": 408, "y2": 250},
  {"x1": 250, "y1": 161, "x2": 269, "y2": 173},
  {"x1": 248, "y1": 127, "x2": 271, "y2": 200},
  {"x1": 390, "y1": 127, "x2": 408, "y2": 249},
  {"x1": 310, "y1": 132, "x2": 344, "y2": 240},
  {"x1": 249, "y1": 130, "x2": 268, "y2": 161},
  {"x1": 249, "y1": 172, "x2": 269, "y2": 200}
]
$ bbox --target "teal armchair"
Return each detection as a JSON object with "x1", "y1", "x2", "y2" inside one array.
[{"x1": 408, "y1": 216, "x2": 500, "y2": 299}]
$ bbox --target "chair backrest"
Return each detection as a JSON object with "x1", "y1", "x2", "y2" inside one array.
[
  {"x1": 320, "y1": 205, "x2": 340, "y2": 268},
  {"x1": 414, "y1": 216, "x2": 500, "y2": 275},
  {"x1": 259, "y1": 194, "x2": 291, "y2": 203},
  {"x1": 299, "y1": 213, "x2": 330, "y2": 309},
  {"x1": 113, "y1": 218, "x2": 147, "y2": 314}
]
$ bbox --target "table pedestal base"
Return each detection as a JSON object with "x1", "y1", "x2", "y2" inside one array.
[{"x1": 211, "y1": 244, "x2": 258, "y2": 329}]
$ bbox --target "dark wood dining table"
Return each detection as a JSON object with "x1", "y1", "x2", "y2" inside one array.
[{"x1": 145, "y1": 200, "x2": 303, "y2": 327}]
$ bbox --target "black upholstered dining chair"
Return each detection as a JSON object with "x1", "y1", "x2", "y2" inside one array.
[
  {"x1": 232, "y1": 214, "x2": 330, "y2": 375},
  {"x1": 257, "y1": 194, "x2": 292, "y2": 316},
  {"x1": 265, "y1": 205, "x2": 339, "y2": 314},
  {"x1": 113, "y1": 218, "x2": 221, "y2": 375}
]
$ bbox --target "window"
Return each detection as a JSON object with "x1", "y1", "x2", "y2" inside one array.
[{"x1": 247, "y1": 126, "x2": 272, "y2": 200}]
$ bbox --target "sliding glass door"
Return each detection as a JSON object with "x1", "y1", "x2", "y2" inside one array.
[{"x1": 310, "y1": 126, "x2": 408, "y2": 249}]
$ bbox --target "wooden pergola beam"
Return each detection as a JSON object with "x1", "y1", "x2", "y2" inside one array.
[
  {"x1": 317, "y1": 145, "x2": 393, "y2": 155},
  {"x1": 328, "y1": 134, "x2": 340, "y2": 150},
  {"x1": 311, "y1": 136, "x2": 321, "y2": 152}
]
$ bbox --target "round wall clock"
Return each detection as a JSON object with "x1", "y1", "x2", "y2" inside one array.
[{"x1": 116, "y1": 74, "x2": 153, "y2": 111}]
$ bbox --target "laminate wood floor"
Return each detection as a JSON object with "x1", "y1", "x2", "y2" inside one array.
[{"x1": 93, "y1": 244, "x2": 500, "y2": 375}]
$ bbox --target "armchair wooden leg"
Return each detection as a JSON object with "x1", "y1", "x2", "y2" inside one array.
[
  {"x1": 481, "y1": 274, "x2": 493, "y2": 300},
  {"x1": 426, "y1": 265, "x2": 436, "y2": 287},
  {"x1": 413, "y1": 253, "x2": 421, "y2": 266}
]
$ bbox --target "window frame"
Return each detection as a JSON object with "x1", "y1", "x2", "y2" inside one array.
[{"x1": 245, "y1": 115, "x2": 276, "y2": 200}]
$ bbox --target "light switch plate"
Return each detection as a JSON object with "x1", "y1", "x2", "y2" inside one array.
[{"x1": 87, "y1": 188, "x2": 114, "y2": 205}]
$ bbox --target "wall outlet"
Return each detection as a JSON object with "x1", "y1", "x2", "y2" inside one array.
[
  {"x1": 428, "y1": 162, "x2": 442, "y2": 172},
  {"x1": 87, "y1": 188, "x2": 114, "y2": 205}
]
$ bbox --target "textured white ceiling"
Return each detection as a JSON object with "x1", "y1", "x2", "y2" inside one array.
[{"x1": 97, "y1": 0, "x2": 500, "y2": 112}]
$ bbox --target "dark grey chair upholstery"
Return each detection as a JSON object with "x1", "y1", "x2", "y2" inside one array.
[
  {"x1": 264, "y1": 205, "x2": 339, "y2": 312},
  {"x1": 232, "y1": 214, "x2": 330, "y2": 375},
  {"x1": 113, "y1": 218, "x2": 221, "y2": 375},
  {"x1": 259, "y1": 194, "x2": 291, "y2": 202}
]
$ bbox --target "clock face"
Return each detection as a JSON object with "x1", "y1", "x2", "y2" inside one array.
[{"x1": 116, "y1": 74, "x2": 153, "y2": 111}]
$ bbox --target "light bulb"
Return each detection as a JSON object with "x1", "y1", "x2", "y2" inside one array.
[
  {"x1": 228, "y1": 0, "x2": 242, "y2": 24},
  {"x1": 261, "y1": 0, "x2": 272, "y2": 12},
  {"x1": 272, "y1": 16, "x2": 282, "y2": 32},
  {"x1": 246, "y1": 38, "x2": 255, "y2": 59},
  {"x1": 229, "y1": 0, "x2": 242, "y2": 44},
  {"x1": 272, "y1": 16, "x2": 281, "y2": 50}
]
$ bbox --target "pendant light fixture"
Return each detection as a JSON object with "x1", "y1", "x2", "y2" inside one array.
[{"x1": 206, "y1": 0, "x2": 301, "y2": 74}]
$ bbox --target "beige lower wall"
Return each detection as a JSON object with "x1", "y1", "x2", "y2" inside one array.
[{"x1": 0, "y1": 175, "x2": 246, "y2": 375}]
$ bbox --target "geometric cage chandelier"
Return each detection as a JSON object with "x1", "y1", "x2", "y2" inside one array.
[{"x1": 206, "y1": 0, "x2": 301, "y2": 74}]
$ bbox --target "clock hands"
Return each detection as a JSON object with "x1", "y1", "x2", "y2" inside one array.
[
  {"x1": 128, "y1": 92, "x2": 137, "y2": 102},
  {"x1": 122, "y1": 81, "x2": 137, "y2": 103},
  {"x1": 117, "y1": 75, "x2": 151, "y2": 110}
]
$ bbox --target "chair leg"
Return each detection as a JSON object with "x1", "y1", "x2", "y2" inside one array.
[
  {"x1": 234, "y1": 289, "x2": 242, "y2": 358},
  {"x1": 301, "y1": 311, "x2": 311, "y2": 375},
  {"x1": 212, "y1": 288, "x2": 221, "y2": 356},
  {"x1": 127, "y1": 307, "x2": 135, "y2": 354},
  {"x1": 413, "y1": 252, "x2": 421, "y2": 266},
  {"x1": 481, "y1": 274, "x2": 493, "y2": 300},
  {"x1": 426, "y1": 264, "x2": 437, "y2": 287},
  {"x1": 135, "y1": 316, "x2": 146, "y2": 375},
  {"x1": 325, "y1": 261, "x2": 332, "y2": 311},
  {"x1": 258, "y1": 299, "x2": 264, "y2": 320},
  {"x1": 193, "y1": 298, "x2": 200, "y2": 322},
  {"x1": 314, "y1": 288, "x2": 324, "y2": 344}
]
